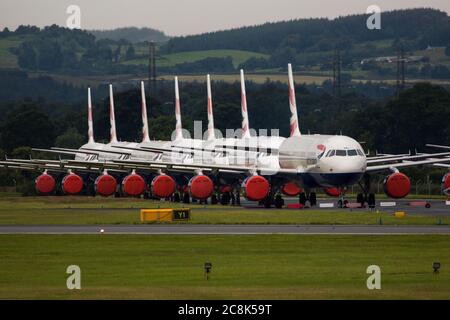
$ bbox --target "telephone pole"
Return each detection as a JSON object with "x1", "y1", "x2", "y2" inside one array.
[
  {"x1": 396, "y1": 46, "x2": 406, "y2": 97},
  {"x1": 148, "y1": 41, "x2": 156, "y2": 96},
  {"x1": 332, "y1": 49, "x2": 341, "y2": 97}
]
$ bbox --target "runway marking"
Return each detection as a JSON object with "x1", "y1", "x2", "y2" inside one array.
[{"x1": 0, "y1": 225, "x2": 449, "y2": 235}]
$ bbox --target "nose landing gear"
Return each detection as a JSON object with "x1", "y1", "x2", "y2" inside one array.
[
  {"x1": 358, "y1": 174, "x2": 376, "y2": 209},
  {"x1": 298, "y1": 191, "x2": 317, "y2": 207}
]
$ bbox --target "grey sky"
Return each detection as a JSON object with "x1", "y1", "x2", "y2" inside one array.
[{"x1": 1, "y1": 0, "x2": 449, "y2": 36}]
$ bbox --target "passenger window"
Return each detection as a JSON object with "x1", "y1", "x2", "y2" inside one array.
[
  {"x1": 336, "y1": 150, "x2": 346, "y2": 156},
  {"x1": 347, "y1": 150, "x2": 357, "y2": 156}
]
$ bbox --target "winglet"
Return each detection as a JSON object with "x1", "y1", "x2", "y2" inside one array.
[
  {"x1": 288, "y1": 63, "x2": 301, "y2": 137},
  {"x1": 174, "y1": 76, "x2": 183, "y2": 140},
  {"x1": 206, "y1": 74, "x2": 215, "y2": 141},
  {"x1": 87, "y1": 87, "x2": 95, "y2": 144},
  {"x1": 140, "y1": 81, "x2": 150, "y2": 143},
  {"x1": 109, "y1": 84, "x2": 118, "y2": 143},
  {"x1": 240, "y1": 69, "x2": 250, "y2": 138}
]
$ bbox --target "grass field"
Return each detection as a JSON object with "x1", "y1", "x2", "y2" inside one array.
[
  {"x1": 0, "y1": 38, "x2": 20, "y2": 68},
  {"x1": 123, "y1": 49, "x2": 269, "y2": 68},
  {"x1": 0, "y1": 234, "x2": 449, "y2": 299},
  {"x1": 162, "y1": 73, "x2": 330, "y2": 84},
  {"x1": 0, "y1": 196, "x2": 447, "y2": 226}
]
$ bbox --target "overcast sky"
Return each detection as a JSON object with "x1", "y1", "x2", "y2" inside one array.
[{"x1": 1, "y1": 0, "x2": 449, "y2": 36}]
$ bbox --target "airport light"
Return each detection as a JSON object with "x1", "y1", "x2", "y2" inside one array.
[
  {"x1": 204, "y1": 262, "x2": 212, "y2": 280},
  {"x1": 433, "y1": 262, "x2": 441, "y2": 273}
]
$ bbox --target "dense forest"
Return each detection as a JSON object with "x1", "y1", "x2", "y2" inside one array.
[
  {"x1": 163, "y1": 8, "x2": 450, "y2": 54},
  {"x1": 162, "y1": 8, "x2": 450, "y2": 75},
  {"x1": 88, "y1": 27, "x2": 169, "y2": 43},
  {"x1": 0, "y1": 80, "x2": 448, "y2": 154}
]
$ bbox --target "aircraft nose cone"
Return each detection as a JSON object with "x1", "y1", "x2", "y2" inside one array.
[{"x1": 329, "y1": 157, "x2": 366, "y2": 173}]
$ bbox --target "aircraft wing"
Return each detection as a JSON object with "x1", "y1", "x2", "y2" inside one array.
[
  {"x1": 366, "y1": 153, "x2": 411, "y2": 161},
  {"x1": 106, "y1": 158, "x2": 300, "y2": 175},
  {"x1": 0, "y1": 159, "x2": 129, "y2": 174},
  {"x1": 366, "y1": 157, "x2": 450, "y2": 172},
  {"x1": 366, "y1": 151, "x2": 450, "y2": 164}
]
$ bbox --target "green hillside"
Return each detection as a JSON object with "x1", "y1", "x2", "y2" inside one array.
[
  {"x1": 0, "y1": 37, "x2": 21, "y2": 68},
  {"x1": 0, "y1": 8, "x2": 449, "y2": 80},
  {"x1": 122, "y1": 49, "x2": 269, "y2": 68}
]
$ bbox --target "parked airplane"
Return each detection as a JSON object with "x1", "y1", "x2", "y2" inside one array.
[{"x1": 2, "y1": 64, "x2": 450, "y2": 208}]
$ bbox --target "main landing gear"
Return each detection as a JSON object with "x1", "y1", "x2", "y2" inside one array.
[
  {"x1": 358, "y1": 173, "x2": 376, "y2": 208},
  {"x1": 298, "y1": 191, "x2": 317, "y2": 207}
]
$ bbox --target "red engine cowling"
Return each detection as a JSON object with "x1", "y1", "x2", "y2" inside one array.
[
  {"x1": 95, "y1": 174, "x2": 117, "y2": 197},
  {"x1": 383, "y1": 172, "x2": 410, "y2": 199},
  {"x1": 242, "y1": 175, "x2": 270, "y2": 201},
  {"x1": 122, "y1": 173, "x2": 146, "y2": 196},
  {"x1": 442, "y1": 173, "x2": 450, "y2": 195},
  {"x1": 323, "y1": 187, "x2": 340, "y2": 197},
  {"x1": 219, "y1": 185, "x2": 232, "y2": 194},
  {"x1": 62, "y1": 173, "x2": 83, "y2": 195},
  {"x1": 151, "y1": 174, "x2": 176, "y2": 198},
  {"x1": 35, "y1": 173, "x2": 56, "y2": 195},
  {"x1": 189, "y1": 175, "x2": 214, "y2": 200},
  {"x1": 281, "y1": 182, "x2": 302, "y2": 196}
]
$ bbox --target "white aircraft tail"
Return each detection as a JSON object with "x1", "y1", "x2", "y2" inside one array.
[
  {"x1": 240, "y1": 69, "x2": 250, "y2": 138},
  {"x1": 206, "y1": 74, "x2": 215, "y2": 141},
  {"x1": 109, "y1": 84, "x2": 118, "y2": 143},
  {"x1": 288, "y1": 63, "x2": 301, "y2": 137},
  {"x1": 174, "y1": 76, "x2": 183, "y2": 140},
  {"x1": 87, "y1": 87, "x2": 95, "y2": 144},
  {"x1": 140, "y1": 81, "x2": 150, "y2": 143}
]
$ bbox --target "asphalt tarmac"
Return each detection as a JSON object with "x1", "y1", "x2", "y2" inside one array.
[
  {"x1": 247, "y1": 198, "x2": 450, "y2": 216},
  {"x1": 0, "y1": 224, "x2": 449, "y2": 234}
]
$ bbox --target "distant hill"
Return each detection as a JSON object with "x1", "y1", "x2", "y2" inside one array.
[
  {"x1": 160, "y1": 8, "x2": 450, "y2": 77},
  {"x1": 1, "y1": 9, "x2": 450, "y2": 80},
  {"x1": 163, "y1": 8, "x2": 450, "y2": 54},
  {"x1": 88, "y1": 27, "x2": 169, "y2": 43}
]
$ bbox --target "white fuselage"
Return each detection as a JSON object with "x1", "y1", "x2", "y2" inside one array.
[{"x1": 76, "y1": 134, "x2": 367, "y2": 188}]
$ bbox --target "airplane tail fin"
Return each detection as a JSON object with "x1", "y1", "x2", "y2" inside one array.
[
  {"x1": 288, "y1": 63, "x2": 301, "y2": 137},
  {"x1": 240, "y1": 69, "x2": 250, "y2": 138},
  {"x1": 206, "y1": 74, "x2": 215, "y2": 141},
  {"x1": 87, "y1": 87, "x2": 95, "y2": 144},
  {"x1": 109, "y1": 84, "x2": 118, "y2": 143},
  {"x1": 174, "y1": 76, "x2": 183, "y2": 140},
  {"x1": 140, "y1": 81, "x2": 150, "y2": 143}
]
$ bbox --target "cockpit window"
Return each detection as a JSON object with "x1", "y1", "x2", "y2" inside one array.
[
  {"x1": 328, "y1": 150, "x2": 335, "y2": 157},
  {"x1": 347, "y1": 149, "x2": 357, "y2": 156},
  {"x1": 357, "y1": 149, "x2": 364, "y2": 156},
  {"x1": 335, "y1": 150, "x2": 346, "y2": 156}
]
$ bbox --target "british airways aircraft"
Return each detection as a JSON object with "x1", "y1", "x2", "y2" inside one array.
[{"x1": 2, "y1": 64, "x2": 450, "y2": 208}]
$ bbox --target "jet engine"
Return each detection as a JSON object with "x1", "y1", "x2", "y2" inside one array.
[
  {"x1": 122, "y1": 172, "x2": 146, "y2": 196},
  {"x1": 62, "y1": 173, "x2": 84, "y2": 195},
  {"x1": 151, "y1": 174, "x2": 176, "y2": 198},
  {"x1": 281, "y1": 181, "x2": 302, "y2": 196},
  {"x1": 441, "y1": 173, "x2": 450, "y2": 195},
  {"x1": 323, "y1": 187, "x2": 340, "y2": 197},
  {"x1": 242, "y1": 175, "x2": 270, "y2": 201},
  {"x1": 95, "y1": 173, "x2": 117, "y2": 197},
  {"x1": 188, "y1": 174, "x2": 214, "y2": 200},
  {"x1": 383, "y1": 172, "x2": 410, "y2": 198},
  {"x1": 35, "y1": 172, "x2": 56, "y2": 195}
]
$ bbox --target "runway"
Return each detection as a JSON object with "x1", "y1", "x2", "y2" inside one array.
[{"x1": 0, "y1": 224, "x2": 449, "y2": 234}]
